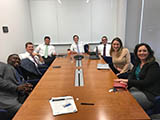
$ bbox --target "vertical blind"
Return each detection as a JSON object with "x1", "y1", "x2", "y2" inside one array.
[{"x1": 30, "y1": 0, "x2": 126, "y2": 44}]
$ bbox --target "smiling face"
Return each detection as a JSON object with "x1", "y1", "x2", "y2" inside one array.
[
  {"x1": 112, "y1": 40, "x2": 121, "y2": 52},
  {"x1": 8, "y1": 54, "x2": 21, "y2": 67},
  {"x1": 73, "y1": 36, "x2": 79, "y2": 44},
  {"x1": 137, "y1": 45, "x2": 149, "y2": 62},
  {"x1": 102, "y1": 37, "x2": 107, "y2": 44},
  {"x1": 26, "y1": 44, "x2": 34, "y2": 54},
  {"x1": 44, "y1": 38, "x2": 50, "y2": 45}
]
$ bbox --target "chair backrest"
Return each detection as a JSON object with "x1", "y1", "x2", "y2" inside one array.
[
  {"x1": 0, "y1": 109, "x2": 9, "y2": 120},
  {"x1": 130, "y1": 52, "x2": 135, "y2": 65},
  {"x1": 84, "y1": 44, "x2": 89, "y2": 53},
  {"x1": 103, "y1": 56, "x2": 112, "y2": 64},
  {"x1": 147, "y1": 96, "x2": 160, "y2": 116}
]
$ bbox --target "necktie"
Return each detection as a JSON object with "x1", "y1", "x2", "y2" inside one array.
[
  {"x1": 44, "y1": 45, "x2": 48, "y2": 58},
  {"x1": 31, "y1": 54, "x2": 38, "y2": 65},
  {"x1": 76, "y1": 44, "x2": 80, "y2": 54},
  {"x1": 103, "y1": 44, "x2": 106, "y2": 56}
]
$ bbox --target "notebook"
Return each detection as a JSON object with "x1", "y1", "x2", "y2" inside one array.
[
  {"x1": 97, "y1": 64, "x2": 110, "y2": 70},
  {"x1": 49, "y1": 96, "x2": 78, "y2": 116}
]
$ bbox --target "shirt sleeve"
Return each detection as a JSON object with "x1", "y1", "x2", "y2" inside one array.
[
  {"x1": 0, "y1": 64, "x2": 18, "y2": 93},
  {"x1": 19, "y1": 53, "x2": 25, "y2": 60},
  {"x1": 51, "y1": 46, "x2": 56, "y2": 55},
  {"x1": 35, "y1": 56, "x2": 44, "y2": 64},
  {"x1": 34, "y1": 45, "x2": 41, "y2": 53},
  {"x1": 120, "y1": 48, "x2": 131, "y2": 73},
  {"x1": 70, "y1": 43, "x2": 74, "y2": 51}
]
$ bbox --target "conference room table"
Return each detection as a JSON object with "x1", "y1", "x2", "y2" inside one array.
[{"x1": 13, "y1": 54, "x2": 150, "y2": 120}]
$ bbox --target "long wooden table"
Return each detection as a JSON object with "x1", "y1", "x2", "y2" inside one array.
[{"x1": 13, "y1": 55, "x2": 150, "y2": 120}]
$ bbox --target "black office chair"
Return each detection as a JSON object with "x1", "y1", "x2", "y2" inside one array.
[
  {"x1": 147, "y1": 96, "x2": 160, "y2": 116},
  {"x1": 130, "y1": 52, "x2": 135, "y2": 65},
  {"x1": 84, "y1": 44, "x2": 89, "y2": 53},
  {"x1": 102, "y1": 56, "x2": 112, "y2": 64},
  {"x1": 0, "y1": 109, "x2": 9, "y2": 120}
]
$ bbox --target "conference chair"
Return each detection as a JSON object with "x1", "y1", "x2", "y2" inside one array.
[
  {"x1": 0, "y1": 109, "x2": 9, "y2": 120},
  {"x1": 102, "y1": 56, "x2": 112, "y2": 64},
  {"x1": 84, "y1": 44, "x2": 89, "y2": 53},
  {"x1": 147, "y1": 96, "x2": 160, "y2": 116},
  {"x1": 130, "y1": 52, "x2": 135, "y2": 65}
]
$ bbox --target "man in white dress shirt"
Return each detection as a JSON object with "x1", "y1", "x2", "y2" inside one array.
[
  {"x1": 34, "y1": 36, "x2": 56, "y2": 66},
  {"x1": 94, "y1": 36, "x2": 111, "y2": 56},
  {"x1": 94, "y1": 36, "x2": 112, "y2": 63},
  {"x1": 70, "y1": 35, "x2": 84, "y2": 54},
  {"x1": 19, "y1": 42, "x2": 47, "y2": 74},
  {"x1": 19, "y1": 42, "x2": 44, "y2": 66}
]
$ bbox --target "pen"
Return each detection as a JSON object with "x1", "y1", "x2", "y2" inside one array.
[
  {"x1": 63, "y1": 103, "x2": 71, "y2": 108},
  {"x1": 81, "y1": 103, "x2": 94, "y2": 105},
  {"x1": 52, "y1": 98, "x2": 65, "y2": 101}
]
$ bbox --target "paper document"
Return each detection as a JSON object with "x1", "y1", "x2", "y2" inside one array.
[
  {"x1": 97, "y1": 64, "x2": 110, "y2": 70},
  {"x1": 49, "y1": 96, "x2": 78, "y2": 116}
]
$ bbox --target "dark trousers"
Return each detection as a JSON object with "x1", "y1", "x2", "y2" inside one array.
[
  {"x1": 109, "y1": 63, "x2": 129, "y2": 79},
  {"x1": 102, "y1": 56, "x2": 112, "y2": 64},
  {"x1": 42, "y1": 56, "x2": 56, "y2": 67},
  {"x1": 129, "y1": 87, "x2": 154, "y2": 111},
  {"x1": 27, "y1": 79, "x2": 39, "y2": 88},
  {"x1": 38, "y1": 64, "x2": 48, "y2": 75}
]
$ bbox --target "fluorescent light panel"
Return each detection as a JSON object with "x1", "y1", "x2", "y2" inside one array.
[{"x1": 57, "y1": 0, "x2": 62, "y2": 4}]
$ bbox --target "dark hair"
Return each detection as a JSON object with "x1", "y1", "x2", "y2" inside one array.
[
  {"x1": 44, "y1": 36, "x2": 50, "y2": 40},
  {"x1": 7, "y1": 54, "x2": 19, "y2": 64},
  {"x1": 25, "y1": 42, "x2": 33, "y2": 48},
  {"x1": 73, "y1": 35, "x2": 79, "y2": 39},
  {"x1": 134, "y1": 43, "x2": 155, "y2": 63},
  {"x1": 110, "y1": 37, "x2": 123, "y2": 56},
  {"x1": 101, "y1": 36, "x2": 108, "y2": 40}
]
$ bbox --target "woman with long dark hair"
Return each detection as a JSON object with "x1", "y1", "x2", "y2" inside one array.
[{"x1": 114, "y1": 43, "x2": 160, "y2": 111}]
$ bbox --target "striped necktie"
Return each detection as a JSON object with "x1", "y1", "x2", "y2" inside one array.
[
  {"x1": 103, "y1": 44, "x2": 106, "y2": 56},
  {"x1": 31, "y1": 54, "x2": 38, "y2": 65},
  {"x1": 44, "y1": 45, "x2": 48, "y2": 58},
  {"x1": 76, "y1": 44, "x2": 80, "y2": 53}
]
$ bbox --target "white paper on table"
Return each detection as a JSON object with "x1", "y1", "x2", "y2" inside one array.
[
  {"x1": 97, "y1": 64, "x2": 110, "y2": 70},
  {"x1": 49, "y1": 96, "x2": 78, "y2": 116}
]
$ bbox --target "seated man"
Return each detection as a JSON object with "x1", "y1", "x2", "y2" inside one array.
[
  {"x1": 0, "y1": 60, "x2": 33, "y2": 119},
  {"x1": 7, "y1": 54, "x2": 39, "y2": 87},
  {"x1": 94, "y1": 36, "x2": 112, "y2": 63},
  {"x1": 70, "y1": 35, "x2": 84, "y2": 54},
  {"x1": 19, "y1": 42, "x2": 48, "y2": 75},
  {"x1": 34, "y1": 36, "x2": 56, "y2": 66},
  {"x1": 94, "y1": 36, "x2": 111, "y2": 56}
]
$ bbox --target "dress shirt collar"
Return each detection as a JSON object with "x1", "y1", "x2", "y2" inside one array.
[{"x1": 25, "y1": 51, "x2": 31, "y2": 56}]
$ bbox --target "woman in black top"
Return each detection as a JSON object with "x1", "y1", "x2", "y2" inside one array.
[{"x1": 114, "y1": 43, "x2": 160, "y2": 111}]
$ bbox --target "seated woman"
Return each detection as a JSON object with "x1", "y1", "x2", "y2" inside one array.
[
  {"x1": 114, "y1": 43, "x2": 160, "y2": 111},
  {"x1": 109, "y1": 37, "x2": 133, "y2": 78}
]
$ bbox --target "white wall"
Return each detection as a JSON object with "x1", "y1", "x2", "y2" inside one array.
[
  {"x1": 116, "y1": 0, "x2": 127, "y2": 44},
  {"x1": 30, "y1": 0, "x2": 127, "y2": 44},
  {"x1": 141, "y1": 0, "x2": 160, "y2": 60},
  {"x1": 0, "y1": 0, "x2": 33, "y2": 62},
  {"x1": 125, "y1": 0, "x2": 142, "y2": 52},
  {"x1": 125, "y1": 0, "x2": 160, "y2": 62}
]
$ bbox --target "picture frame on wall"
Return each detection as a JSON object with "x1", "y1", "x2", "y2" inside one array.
[{"x1": 2, "y1": 26, "x2": 9, "y2": 33}]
